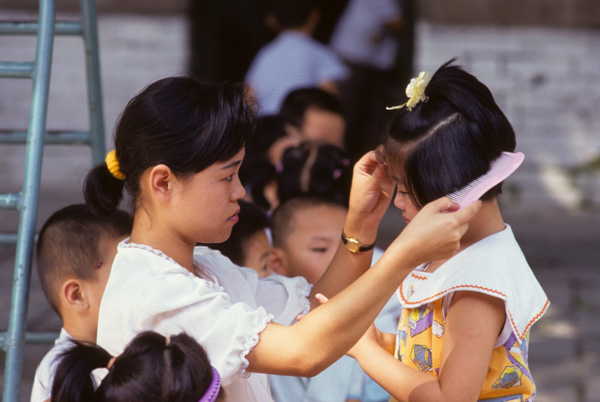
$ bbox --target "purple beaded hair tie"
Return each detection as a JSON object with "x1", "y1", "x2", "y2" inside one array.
[{"x1": 199, "y1": 367, "x2": 221, "y2": 402}]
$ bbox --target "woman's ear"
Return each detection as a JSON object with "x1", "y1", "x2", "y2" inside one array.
[
  {"x1": 147, "y1": 164, "x2": 175, "y2": 202},
  {"x1": 62, "y1": 279, "x2": 89, "y2": 312}
]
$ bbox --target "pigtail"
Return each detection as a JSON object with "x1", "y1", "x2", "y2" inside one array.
[
  {"x1": 163, "y1": 333, "x2": 213, "y2": 401},
  {"x1": 51, "y1": 340, "x2": 112, "y2": 402},
  {"x1": 83, "y1": 162, "x2": 125, "y2": 216}
]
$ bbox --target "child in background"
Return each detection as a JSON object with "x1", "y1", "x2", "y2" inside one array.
[
  {"x1": 51, "y1": 331, "x2": 223, "y2": 402},
  {"x1": 279, "y1": 87, "x2": 346, "y2": 149},
  {"x1": 204, "y1": 200, "x2": 272, "y2": 278},
  {"x1": 84, "y1": 76, "x2": 479, "y2": 401},
  {"x1": 31, "y1": 204, "x2": 132, "y2": 402},
  {"x1": 276, "y1": 141, "x2": 352, "y2": 209},
  {"x1": 347, "y1": 61, "x2": 549, "y2": 401},
  {"x1": 268, "y1": 195, "x2": 363, "y2": 402},
  {"x1": 245, "y1": 0, "x2": 348, "y2": 115}
]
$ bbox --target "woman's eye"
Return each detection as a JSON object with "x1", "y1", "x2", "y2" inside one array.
[
  {"x1": 311, "y1": 247, "x2": 327, "y2": 253},
  {"x1": 226, "y1": 174, "x2": 234, "y2": 182}
]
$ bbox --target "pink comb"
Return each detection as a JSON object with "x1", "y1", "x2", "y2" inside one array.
[{"x1": 447, "y1": 151, "x2": 524, "y2": 209}]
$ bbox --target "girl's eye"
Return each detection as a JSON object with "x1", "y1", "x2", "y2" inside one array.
[
  {"x1": 311, "y1": 247, "x2": 327, "y2": 253},
  {"x1": 226, "y1": 174, "x2": 234, "y2": 183}
]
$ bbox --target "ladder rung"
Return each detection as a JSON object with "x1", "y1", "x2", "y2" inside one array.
[
  {"x1": 0, "y1": 62, "x2": 34, "y2": 78},
  {"x1": 0, "y1": 20, "x2": 83, "y2": 36},
  {"x1": 0, "y1": 233, "x2": 19, "y2": 244},
  {"x1": 0, "y1": 193, "x2": 21, "y2": 210},
  {"x1": 0, "y1": 130, "x2": 93, "y2": 145},
  {"x1": 0, "y1": 332, "x2": 59, "y2": 350}
]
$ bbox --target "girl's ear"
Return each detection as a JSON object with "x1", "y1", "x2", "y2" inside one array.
[
  {"x1": 268, "y1": 248, "x2": 288, "y2": 277},
  {"x1": 147, "y1": 164, "x2": 175, "y2": 202},
  {"x1": 62, "y1": 279, "x2": 89, "y2": 312}
]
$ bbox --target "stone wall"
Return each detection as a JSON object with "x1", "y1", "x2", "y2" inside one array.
[
  {"x1": 418, "y1": 0, "x2": 600, "y2": 28},
  {"x1": 2, "y1": 0, "x2": 600, "y2": 28}
]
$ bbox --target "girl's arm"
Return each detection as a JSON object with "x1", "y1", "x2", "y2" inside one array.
[
  {"x1": 349, "y1": 292, "x2": 506, "y2": 402},
  {"x1": 246, "y1": 198, "x2": 481, "y2": 377}
]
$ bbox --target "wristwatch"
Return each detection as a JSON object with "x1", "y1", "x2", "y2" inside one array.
[{"x1": 341, "y1": 229, "x2": 376, "y2": 253}]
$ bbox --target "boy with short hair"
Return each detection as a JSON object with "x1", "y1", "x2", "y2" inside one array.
[
  {"x1": 268, "y1": 195, "x2": 363, "y2": 402},
  {"x1": 279, "y1": 87, "x2": 347, "y2": 149},
  {"x1": 30, "y1": 204, "x2": 132, "y2": 402}
]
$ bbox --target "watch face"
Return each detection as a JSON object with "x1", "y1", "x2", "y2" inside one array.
[{"x1": 346, "y1": 238, "x2": 361, "y2": 253}]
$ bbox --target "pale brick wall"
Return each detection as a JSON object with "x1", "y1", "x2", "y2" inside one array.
[{"x1": 412, "y1": 23, "x2": 600, "y2": 212}]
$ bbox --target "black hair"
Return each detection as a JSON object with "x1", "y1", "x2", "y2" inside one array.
[
  {"x1": 84, "y1": 77, "x2": 255, "y2": 216},
  {"x1": 267, "y1": 0, "x2": 318, "y2": 29},
  {"x1": 279, "y1": 87, "x2": 345, "y2": 130},
  {"x1": 277, "y1": 141, "x2": 352, "y2": 207},
  {"x1": 203, "y1": 200, "x2": 270, "y2": 266},
  {"x1": 51, "y1": 331, "x2": 217, "y2": 402},
  {"x1": 381, "y1": 59, "x2": 516, "y2": 208},
  {"x1": 271, "y1": 195, "x2": 346, "y2": 248},
  {"x1": 240, "y1": 115, "x2": 286, "y2": 209},
  {"x1": 36, "y1": 204, "x2": 132, "y2": 314}
]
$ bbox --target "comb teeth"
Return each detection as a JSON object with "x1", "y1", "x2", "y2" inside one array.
[{"x1": 447, "y1": 152, "x2": 525, "y2": 209}]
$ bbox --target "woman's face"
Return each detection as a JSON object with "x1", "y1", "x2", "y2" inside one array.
[{"x1": 172, "y1": 148, "x2": 247, "y2": 244}]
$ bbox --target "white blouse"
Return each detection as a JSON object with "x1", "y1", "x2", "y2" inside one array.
[{"x1": 97, "y1": 240, "x2": 312, "y2": 402}]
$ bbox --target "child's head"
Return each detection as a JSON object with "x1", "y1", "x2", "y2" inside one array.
[
  {"x1": 270, "y1": 196, "x2": 347, "y2": 284},
  {"x1": 84, "y1": 77, "x2": 254, "y2": 217},
  {"x1": 277, "y1": 141, "x2": 352, "y2": 208},
  {"x1": 36, "y1": 204, "x2": 132, "y2": 330},
  {"x1": 380, "y1": 60, "x2": 516, "y2": 211},
  {"x1": 205, "y1": 200, "x2": 272, "y2": 277},
  {"x1": 279, "y1": 87, "x2": 346, "y2": 148},
  {"x1": 51, "y1": 331, "x2": 223, "y2": 402},
  {"x1": 266, "y1": 0, "x2": 319, "y2": 31}
]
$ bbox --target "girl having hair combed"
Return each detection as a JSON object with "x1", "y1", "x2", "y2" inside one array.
[
  {"x1": 51, "y1": 331, "x2": 222, "y2": 402},
  {"x1": 346, "y1": 60, "x2": 549, "y2": 401},
  {"x1": 83, "y1": 76, "x2": 481, "y2": 401}
]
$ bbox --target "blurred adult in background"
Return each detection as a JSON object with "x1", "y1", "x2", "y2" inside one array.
[{"x1": 329, "y1": 0, "x2": 409, "y2": 162}]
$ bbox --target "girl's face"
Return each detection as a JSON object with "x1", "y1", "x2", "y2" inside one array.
[
  {"x1": 173, "y1": 148, "x2": 246, "y2": 244},
  {"x1": 393, "y1": 178, "x2": 420, "y2": 225}
]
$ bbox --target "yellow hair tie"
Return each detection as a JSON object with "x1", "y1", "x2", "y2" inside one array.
[
  {"x1": 105, "y1": 149, "x2": 126, "y2": 180},
  {"x1": 386, "y1": 71, "x2": 432, "y2": 112}
]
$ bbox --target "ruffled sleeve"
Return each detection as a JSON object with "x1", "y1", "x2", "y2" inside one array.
[{"x1": 194, "y1": 246, "x2": 312, "y2": 326}]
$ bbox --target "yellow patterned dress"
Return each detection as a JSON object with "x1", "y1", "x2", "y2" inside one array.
[{"x1": 392, "y1": 225, "x2": 549, "y2": 402}]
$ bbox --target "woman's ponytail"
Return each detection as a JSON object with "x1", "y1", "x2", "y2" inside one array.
[
  {"x1": 84, "y1": 162, "x2": 125, "y2": 216},
  {"x1": 51, "y1": 340, "x2": 112, "y2": 402}
]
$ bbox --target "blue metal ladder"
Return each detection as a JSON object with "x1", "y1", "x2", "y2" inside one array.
[{"x1": 0, "y1": 0, "x2": 105, "y2": 400}]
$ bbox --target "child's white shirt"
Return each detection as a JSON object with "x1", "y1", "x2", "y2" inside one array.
[
  {"x1": 397, "y1": 224, "x2": 549, "y2": 344},
  {"x1": 30, "y1": 328, "x2": 73, "y2": 402},
  {"x1": 97, "y1": 241, "x2": 312, "y2": 402}
]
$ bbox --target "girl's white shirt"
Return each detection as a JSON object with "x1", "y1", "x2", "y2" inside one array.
[
  {"x1": 97, "y1": 240, "x2": 312, "y2": 402},
  {"x1": 397, "y1": 225, "x2": 549, "y2": 344}
]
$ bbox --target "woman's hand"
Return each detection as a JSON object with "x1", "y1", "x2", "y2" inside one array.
[
  {"x1": 345, "y1": 151, "x2": 395, "y2": 238},
  {"x1": 384, "y1": 197, "x2": 481, "y2": 270}
]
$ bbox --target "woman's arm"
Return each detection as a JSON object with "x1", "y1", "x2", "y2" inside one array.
[
  {"x1": 349, "y1": 292, "x2": 506, "y2": 402},
  {"x1": 309, "y1": 151, "x2": 396, "y2": 307},
  {"x1": 246, "y1": 198, "x2": 481, "y2": 377}
]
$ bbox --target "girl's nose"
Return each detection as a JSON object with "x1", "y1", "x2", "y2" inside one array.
[{"x1": 393, "y1": 191, "x2": 405, "y2": 210}]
